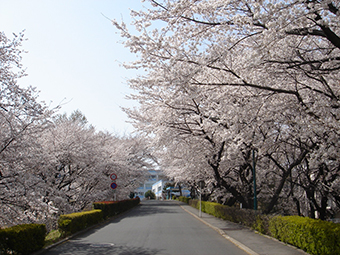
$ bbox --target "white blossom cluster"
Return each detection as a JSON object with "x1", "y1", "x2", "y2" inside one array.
[
  {"x1": 0, "y1": 32, "x2": 153, "y2": 229},
  {"x1": 117, "y1": 0, "x2": 340, "y2": 218}
]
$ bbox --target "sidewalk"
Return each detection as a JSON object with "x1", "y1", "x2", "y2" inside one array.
[{"x1": 178, "y1": 202, "x2": 309, "y2": 255}]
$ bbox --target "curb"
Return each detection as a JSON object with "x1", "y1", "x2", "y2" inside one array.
[{"x1": 180, "y1": 205, "x2": 260, "y2": 255}]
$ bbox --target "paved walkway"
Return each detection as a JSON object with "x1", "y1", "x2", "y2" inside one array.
[{"x1": 178, "y1": 201, "x2": 309, "y2": 255}]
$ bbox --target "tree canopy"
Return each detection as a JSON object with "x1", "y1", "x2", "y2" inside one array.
[
  {"x1": 144, "y1": 190, "x2": 156, "y2": 199},
  {"x1": 0, "y1": 31, "x2": 153, "y2": 228},
  {"x1": 115, "y1": 0, "x2": 340, "y2": 219}
]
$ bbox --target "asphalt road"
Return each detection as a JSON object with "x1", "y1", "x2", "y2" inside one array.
[{"x1": 43, "y1": 200, "x2": 249, "y2": 255}]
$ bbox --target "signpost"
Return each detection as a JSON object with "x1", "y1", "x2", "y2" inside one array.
[
  {"x1": 110, "y1": 173, "x2": 118, "y2": 200},
  {"x1": 198, "y1": 180, "x2": 205, "y2": 218}
]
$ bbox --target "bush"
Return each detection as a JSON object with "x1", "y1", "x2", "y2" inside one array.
[
  {"x1": 45, "y1": 229, "x2": 62, "y2": 247},
  {"x1": 58, "y1": 209, "x2": 103, "y2": 236},
  {"x1": 253, "y1": 214, "x2": 271, "y2": 235},
  {"x1": 93, "y1": 198, "x2": 140, "y2": 219},
  {"x1": 93, "y1": 201, "x2": 120, "y2": 219},
  {"x1": 0, "y1": 224, "x2": 46, "y2": 255},
  {"x1": 189, "y1": 199, "x2": 199, "y2": 209},
  {"x1": 188, "y1": 199, "x2": 270, "y2": 234},
  {"x1": 178, "y1": 196, "x2": 191, "y2": 204},
  {"x1": 144, "y1": 190, "x2": 156, "y2": 199},
  {"x1": 269, "y1": 216, "x2": 340, "y2": 255},
  {"x1": 188, "y1": 199, "x2": 340, "y2": 254}
]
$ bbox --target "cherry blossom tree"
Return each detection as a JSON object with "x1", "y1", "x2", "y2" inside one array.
[
  {"x1": 30, "y1": 112, "x2": 153, "y2": 228},
  {"x1": 116, "y1": 0, "x2": 340, "y2": 218},
  {"x1": 0, "y1": 31, "x2": 152, "y2": 228},
  {"x1": 0, "y1": 31, "x2": 56, "y2": 226}
]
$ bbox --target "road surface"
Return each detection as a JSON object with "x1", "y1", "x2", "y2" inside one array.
[{"x1": 43, "y1": 200, "x2": 249, "y2": 255}]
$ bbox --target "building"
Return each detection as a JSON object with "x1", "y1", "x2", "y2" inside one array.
[
  {"x1": 152, "y1": 180, "x2": 166, "y2": 199},
  {"x1": 135, "y1": 169, "x2": 190, "y2": 200},
  {"x1": 164, "y1": 186, "x2": 191, "y2": 199},
  {"x1": 135, "y1": 170, "x2": 166, "y2": 199}
]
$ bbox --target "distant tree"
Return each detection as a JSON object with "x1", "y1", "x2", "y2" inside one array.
[
  {"x1": 69, "y1": 109, "x2": 88, "y2": 124},
  {"x1": 144, "y1": 190, "x2": 156, "y2": 200},
  {"x1": 54, "y1": 110, "x2": 89, "y2": 127},
  {"x1": 35, "y1": 115, "x2": 155, "y2": 216},
  {"x1": 163, "y1": 182, "x2": 174, "y2": 191},
  {"x1": 0, "y1": 32, "x2": 155, "y2": 226},
  {"x1": 129, "y1": 192, "x2": 135, "y2": 199}
]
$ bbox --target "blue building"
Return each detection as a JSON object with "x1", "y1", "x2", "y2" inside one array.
[{"x1": 135, "y1": 170, "x2": 165, "y2": 199}]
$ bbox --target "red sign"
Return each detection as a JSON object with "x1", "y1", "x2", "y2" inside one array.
[{"x1": 110, "y1": 182, "x2": 117, "y2": 190}]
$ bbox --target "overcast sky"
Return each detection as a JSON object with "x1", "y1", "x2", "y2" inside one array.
[{"x1": 1, "y1": 0, "x2": 145, "y2": 135}]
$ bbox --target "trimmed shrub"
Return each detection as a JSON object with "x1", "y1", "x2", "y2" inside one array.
[
  {"x1": 188, "y1": 199, "x2": 271, "y2": 235},
  {"x1": 93, "y1": 201, "x2": 120, "y2": 219},
  {"x1": 58, "y1": 209, "x2": 103, "y2": 236},
  {"x1": 0, "y1": 224, "x2": 46, "y2": 255},
  {"x1": 187, "y1": 199, "x2": 340, "y2": 254},
  {"x1": 253, "y1": 214, "x2": 271, "y2": 235},
  {"x1": 93, "y1": 198, "x2": 140, "y2": 219},
  {"x1": 178, "y1": 196, "x2": 191, "y2": 204},
  {"x1": 189, "y1": 199, "x2": 199, "y2": 209},
  {"x1": 269, "y1": 216, "x2": 340, "y2": 255}
]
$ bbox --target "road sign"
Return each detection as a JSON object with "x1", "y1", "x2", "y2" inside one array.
[
  {"x1": 110, "y1": 173, "x2": 117, "y2": 181},
  {"x1": 110, "y1": 182, "x2": 117, "y2": 190}
]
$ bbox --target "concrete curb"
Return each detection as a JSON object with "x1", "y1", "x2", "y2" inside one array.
[{"x1": 180, "y1": 205, "x2": 260, "y2": 255}]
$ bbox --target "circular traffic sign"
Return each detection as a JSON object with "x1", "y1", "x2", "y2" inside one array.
[
  {"x1": 110, "y1": 182, "x2": 118, "y2": 190},
  {"x1": 110, "y1": 173, "x2": 117, "y2": 181}
]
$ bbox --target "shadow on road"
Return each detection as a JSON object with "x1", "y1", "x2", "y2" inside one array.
[
  {"x1": 55, "y1": 200, "x2": 179, "y2": 242},
  {"x1": 124, "y1": 200, "x2": 179, "y2": 218},
  {"x1": 41, "y1": 200, "x2": 179, "y2": 255},
  {"x1": 44, "y1": 241, "x2": 164, "y2": 255}
]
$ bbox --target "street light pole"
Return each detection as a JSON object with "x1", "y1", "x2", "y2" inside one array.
[
  {"x1": 198, "y1": 180, "x2": 205, "y2": 218},
  {"x1": 253, "y1": 148, "x2": 257, "y2": 211},
  {"x1": 199, "y1": 189, "x2": 202, "y2": 218}
]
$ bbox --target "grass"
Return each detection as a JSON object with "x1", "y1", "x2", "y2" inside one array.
[{"x1": 44, "y1": 229, "x2": 63, "y2": 247}]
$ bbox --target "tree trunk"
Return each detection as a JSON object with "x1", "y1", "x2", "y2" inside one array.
[
  {"x1": 264, "y1": 148, "x2": 310, "y2": 214},
  {"x1": 178, "y1": 184, "x2": 182, "y2": 197},
  {"x1": 207, "y1": 141, "x2": 252, "y2": 208},
  {"x1": 293, "y1": 197, "x2": 302, "y2": 216}
]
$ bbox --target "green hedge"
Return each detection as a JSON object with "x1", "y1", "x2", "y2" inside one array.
[
  {"x1": 186, "y1": 198, "x2": 267, "y2": 233},
  {"x1": 93, "y1": 198, "x2": 140, "y2": 219},
  {"x1": 269, "y1": 216, "x2": 340, "y2": 255},
  {"x1": 58, "y1": 209, "x2": 103, "y2": 236},
  {"x1": 93, "y1": 201, "x2": 120, "y2": 219},
  {"x1": 178, "y1": 196, "x2": 191, "y2": 204},
  {"x1": 180, "y1": 197, "x2": 340, "y2": 255},
  {"x1": 0, "y1": 224, "x2": 46, "y2": 255},
  {"x1": 0, "y1": 198, "x2": 141, "y2": 254},
  {"x1": 58, "y1": 198, "x2": 140, "y2": 237}
]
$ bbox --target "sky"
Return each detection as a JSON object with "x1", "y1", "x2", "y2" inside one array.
[{"x1": 0, "y1": 0, "x2": 146, "y2": 135}]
